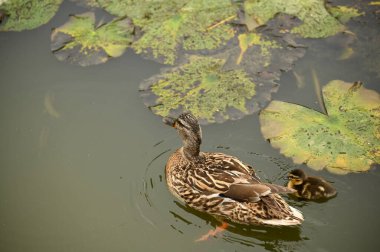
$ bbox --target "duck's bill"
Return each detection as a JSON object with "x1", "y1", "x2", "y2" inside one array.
[{"x1": 163, "y1": 117, "x2": 176, "y2": 127}]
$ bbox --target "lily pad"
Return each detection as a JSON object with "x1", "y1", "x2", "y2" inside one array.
[
  {"x1": 140, "y1": 14, "x2": 307, "y2": 124},
  {"x1": 244, "y1": 0, "x2": 360, "y2": 38},
  {"x1": 139, "y1": 56, "x2": 257, "y2": 124},
  {"x1": 223, "y1": 14, "x2": 306, "y2": 79},
  {"x1": 98, "y1": 0, "x2": 237, "y2": 64},
  {"x1": 51, "y1": 12, "x2": 134, "y2": 66},
  {"x1": 97, "y1": 0, "x2": 184, "y2": 26},
  {"x1": 0, "y1": 0, "x2": 63, "y2": 31},
  {"x1": 260, "y1": 80, "x2": 380, "y2": 174}
]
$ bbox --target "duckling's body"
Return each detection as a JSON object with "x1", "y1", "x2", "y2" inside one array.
[
  {"x1": 165, "y1": 113, "x2": 303, "y2": 226},
  {"x1": 287, "y1": 169, "x2": 337, "y2": 200}
]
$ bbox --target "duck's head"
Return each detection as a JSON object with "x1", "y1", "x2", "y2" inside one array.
[
  {"x1": 287, "y1": 169, "x2": 306, "y2": 185},
  {"x1": 163, "y1": 112, "x2": 202, "y2": 150}
]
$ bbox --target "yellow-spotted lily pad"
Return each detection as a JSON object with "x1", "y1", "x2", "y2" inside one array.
[
  {"x1": 0, "y1": 0, "x2": 63, "y2": 31},
  {"x1": 140, "y1": 56, "x2": 257, "y2": 124},
  {"x1": 98, "y1": 0, "x2": 237, "y2": 65},
  {"x1": 260, "y1": 80, "x2": 380, "y2": 174},
  {"x1": 244, "y1": 0, "x2": 361, "y2": 38},
  {"x1": 51, "y1": 12, "x2": 134, "y2": 66}
]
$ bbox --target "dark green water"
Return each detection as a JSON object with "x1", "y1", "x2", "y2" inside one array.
[{"x1": 0, "y1": 1, "x2": 379, "y2": 251}]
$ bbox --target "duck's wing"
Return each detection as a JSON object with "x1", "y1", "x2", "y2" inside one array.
[
  {"x1": 188, "y1": 152, "x2": 294, "y2": 202},
  {"x1": 203, "y1": 152, "x2": 261, "y2": 180},
  {"x1": 222, "y1": 183, "x2": 295, "y2": 202}
]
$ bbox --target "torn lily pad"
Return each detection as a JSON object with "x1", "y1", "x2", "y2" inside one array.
[
  {"x1": 260, "y1": 80, "x2": 380, "y2": 174},
  {"x1": 140, "y1": 56, "x2": 256, "y2": 124},
  {"x1": 244, "y1": 0, "x2": 359, "y2": 38},
  {"x1": 0, "y1": 0, "x2": 63, "y2": 31},
  {"x1": 218, "y1": 14, "x2": 306, "y2": 106},
  {"x1": 224, "y1": 14, "x2": 306, "y2": 75},
  {"x1": 236, "y1": 33, "x2": 278, "y2": 65},
  {"x1": 51, "y1": 12, "x2": 134, "y2": 66},
  {"x1": 99, "y1": 0, "x2": 237, "y2": 64}
]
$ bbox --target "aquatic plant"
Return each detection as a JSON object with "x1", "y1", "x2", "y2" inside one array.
[
  {"x1": 260, "y1": 80, "x2": 380, "y2": 174},
  {"x1": 97, "y1": 0, "x2": 237, "y2": 64},
  {"x1": 140, "y1": 13, "x2": 307, "y2": 124},
  {"x1": 244, "y1": 0, "x2": 359, "y2": 38},
  {"x1": 51, "y1": 12, "x2": 134, "y2": 66},
  {"x1": 140, "y1": 56, "x2": 257, "y2": 124},
  {"x1": 0, "y1": 0, "x2": 62, "y2": 31}
]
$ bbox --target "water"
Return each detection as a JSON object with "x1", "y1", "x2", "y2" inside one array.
[{"x1": 1, "y1": 1, "x2": 379, "y2": 251}]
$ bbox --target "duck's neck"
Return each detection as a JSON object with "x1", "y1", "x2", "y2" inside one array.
[{"x1": 181, "y1": 138, "x2": 203, "y2": 162}]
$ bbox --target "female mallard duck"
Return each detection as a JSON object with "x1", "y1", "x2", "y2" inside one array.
[
  {"x1": 287, "y1": 169, "x2": 337, "y2": 200},
  {"x1": 164, "y1": 113, "x2": 303, "y2": 226}
]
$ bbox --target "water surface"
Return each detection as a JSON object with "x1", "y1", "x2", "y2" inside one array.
[{"x1": 1, "y1": 1, "x2": 379, "y2": 252}]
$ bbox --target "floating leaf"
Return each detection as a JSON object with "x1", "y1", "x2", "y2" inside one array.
[
  {"x1": 140, "y1": 56, "x2": 257, "y2": 124},
  {"x1": 0, "y1": 0, "x2": 62, "y2": 31},
  {"x1": 244, "y1": 0, "x2": 360, "y2": 38},
  {"x1": 222, "y1": 14, "x2": 306, "y2": 87},
  {"x1": 236, "y1": 32, "x2": 278, "y2": 65},
  {"x1": 260, "y1": 80, "x2": 380, "y2": 173},
  {"x1": 140, "y1": 14, "x2": 306, "y2": 124},
  {"x1": 51, "y1": 12, "x2": 134, "y2": 66},
  {"x1": 99, "y1": 0, "x2": 237, "y2": 64},
  {"x1": 97, "y1": 0, "x2": 183, "y2": 26}
]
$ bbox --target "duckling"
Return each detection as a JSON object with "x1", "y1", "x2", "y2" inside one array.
[
  {"x1": 287, "y1": 169, "x2": 337, "y2": 200},
  {"x1": 164, "y1": 113, "x2": 303, "y2": 227}
]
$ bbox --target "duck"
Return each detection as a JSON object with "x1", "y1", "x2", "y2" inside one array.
[
  {"x1": 287, "y1": 169, "x2": 337, "y2": 200},
  {"x1": 163, "y1": 112, "x2": 303, "y2": 228}
]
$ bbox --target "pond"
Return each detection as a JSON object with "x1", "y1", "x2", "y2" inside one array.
[{"x1": 0, "y1": 1, "x2": 379, "y2": 251}]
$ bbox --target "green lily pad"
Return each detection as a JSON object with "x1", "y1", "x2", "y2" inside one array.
[
  {"x1": 244, "y1": 0, "x2": 360, "y2": 38},
  {"x1": 98, "y1": 0, "x2": 237, "y2": 64},
  {"x1": 97, "y1": 0, "x2": 184, "y2": 26},
  {"x1": 140, "y1": 55, "x2": 257, "y2": 124},
  {"x1": 51, "y1": 12, "x2": 134, "y2": 66},
  {"x1": 0, "y1": 0, "x2": 63, "y2": 31},
  {"x1": 260, "y1": 80, "x2": 380, "y2": 174},
  {"x1": 140, "y1": 14, "x2": 307, "y2": 124}
]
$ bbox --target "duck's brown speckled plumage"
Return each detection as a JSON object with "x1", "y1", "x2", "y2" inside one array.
[{"x1": 164, "y1": 113, "x2": 303, "y2": 226}]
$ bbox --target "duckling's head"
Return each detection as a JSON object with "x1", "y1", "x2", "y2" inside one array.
[
  {"x1": 287, "y1": 169, "x2": 306, "y2": 185},
  {"x1": 163, "y1": 113, "x2": 202, "y2": 157}
]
